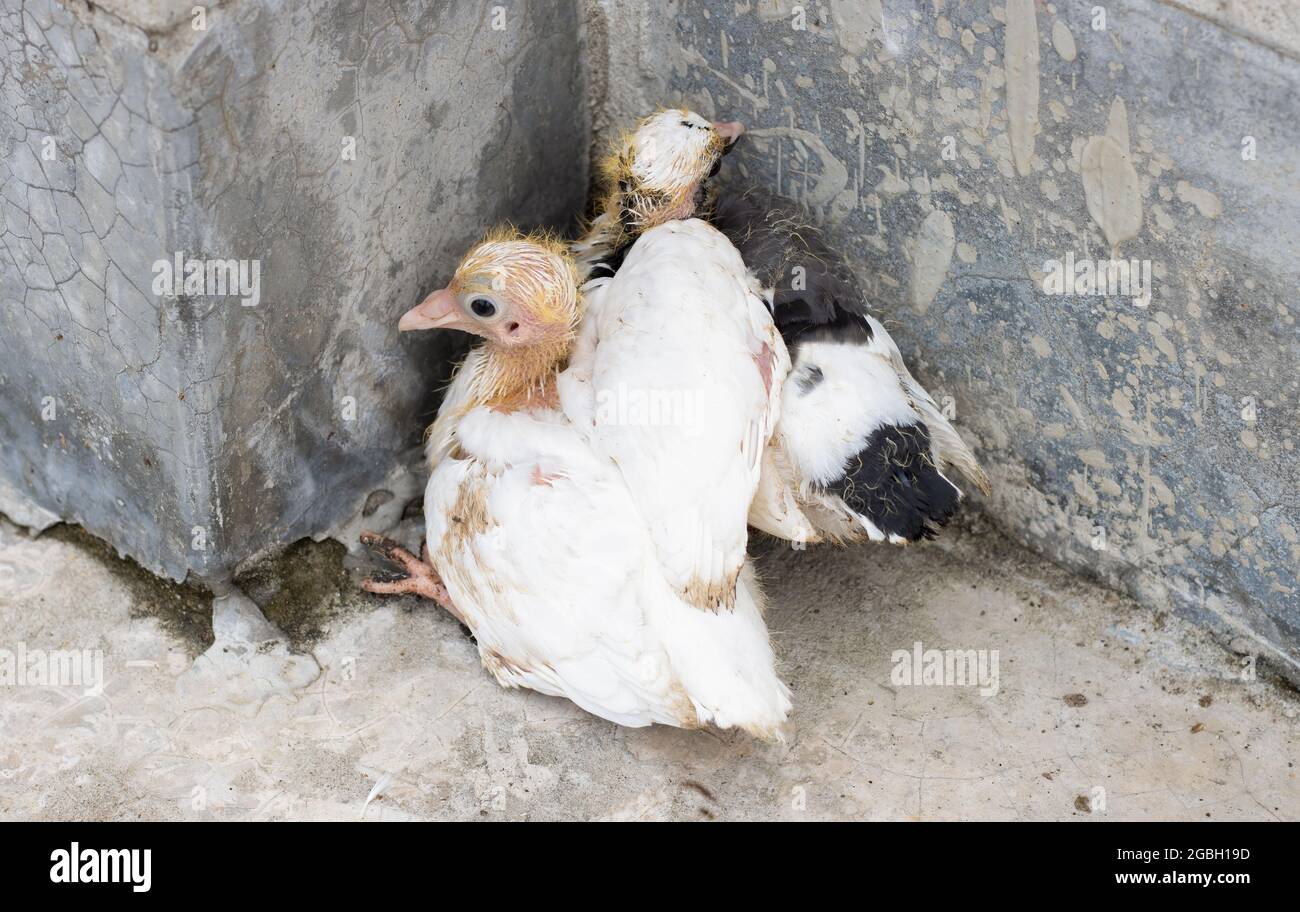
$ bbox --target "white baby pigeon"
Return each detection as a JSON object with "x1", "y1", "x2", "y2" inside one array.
[
  {"x1": 361, "y1": 229, "x2": 791, "y2": 738},
  {"x1": 563, "y1": 110, "x2": 791, "y2": 610}
]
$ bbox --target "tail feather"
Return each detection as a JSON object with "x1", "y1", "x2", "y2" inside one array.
[
  {"x1": 829, "y1": 423, "x2": 962, "y2": 543},
  {"x1": 907, "y1": 392, "x2": 991, "y2": 497},
  {"x1": 643, "y1": 562, "x2": 791, "y2": 740},
  {"x1": 865, "y1": 315, "x2": 991, "y2": 496}
]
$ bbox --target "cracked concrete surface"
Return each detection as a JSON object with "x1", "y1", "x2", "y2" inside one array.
[{"x1": 1, "y1": 514, "x2": 1296, "y2": 821}]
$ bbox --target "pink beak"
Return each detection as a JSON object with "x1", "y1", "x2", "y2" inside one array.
[
  {"x1": 399, "y1": 288, "x2": 464, "y2": 332},
  {"x1": 712, "y1": 120, "x2": 745, "y2": 145}
]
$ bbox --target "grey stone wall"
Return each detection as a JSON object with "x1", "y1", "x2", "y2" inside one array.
[
  {"x1": 587, "y1": 0, "x2": 1300, "y2": 683},
  {"x1": 1, "y1": 0, "x2": 587, "y2": 583}
]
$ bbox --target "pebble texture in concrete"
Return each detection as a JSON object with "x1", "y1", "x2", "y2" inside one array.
[
  {"x1": 0, "y1": 0, "x2": 588, "y2": 584},
  {"x1": 1, "y1": 515, "x2": 1296, "y2": 820},
  {"x1": 585, "y1": 0, "x2": 1300, "y2": 683}
]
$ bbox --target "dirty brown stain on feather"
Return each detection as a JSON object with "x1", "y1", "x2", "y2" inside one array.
[
  {"x1": 483, "y1": 647, "x2": 534, "y2": 678},
  {"x1": 444, "y1": 474, "x2": 493, "y2": 549},
  {"x1": 682, "y1": 567, "x2": 741, "y2": 612}
]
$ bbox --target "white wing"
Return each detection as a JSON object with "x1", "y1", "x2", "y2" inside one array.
[
  {"x1": 564, "y1": 219, "x2": 786, "y2": 611},
  {"x1": 425, "y1": 404, "x2": 789, "y2": 736}
]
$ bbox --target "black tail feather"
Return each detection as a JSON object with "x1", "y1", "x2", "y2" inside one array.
[{"x1": 827, "y1": 423, "x2": 960, "y2": 542}]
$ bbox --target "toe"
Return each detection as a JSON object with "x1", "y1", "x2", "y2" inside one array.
[
  {"x1": 396, "y1": 549, "x2": 427, "y2": 576},
  {"x1": 361, "y1": 578, "x2": 404, "y2": 596}
]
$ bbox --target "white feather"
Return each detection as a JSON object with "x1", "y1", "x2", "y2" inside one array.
[
  {"x1": 776, "y1": 339, "x2": 918, "y2": 487},
  {"x1": 424, "y1": 402, "x2": 790, "y2": 737},
  {"x1": 562, "y1": 219, "x2": 789, "y2": 609}
]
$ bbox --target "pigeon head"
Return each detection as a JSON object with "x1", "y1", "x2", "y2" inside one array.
[
  {"x1": 601, "y1": 108, "x2": 744, "y2": 239},
  {"x1": 400, "y1": 227, "x2": 580, "y2": 351},
  {"x1": 400, "y1": 228, "x2": 581, "y2": 407}
]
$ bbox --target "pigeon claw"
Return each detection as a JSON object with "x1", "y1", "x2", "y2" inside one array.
[
  {"x1": 359, "y1": 531, "x2": 411, "y2": 567},
  {"x1": 358, "y1": 531, "x2": 454, "y2": 611}
]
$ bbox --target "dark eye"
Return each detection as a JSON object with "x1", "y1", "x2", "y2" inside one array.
[{"x1": 469, "y1": 298, "x2": 496, "y2": 318}]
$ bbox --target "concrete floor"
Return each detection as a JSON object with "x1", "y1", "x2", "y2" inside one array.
[{"x1": 1, "y1": 513, "x2": 1296, "y2": 821}]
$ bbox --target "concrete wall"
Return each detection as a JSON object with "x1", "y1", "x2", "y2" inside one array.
[
  {"x1": 587, "y1": 0, "x2": 1300, "y2": 684},
  {"x1": 0, "y1": 0, "x2": 588, "y2": 583}
]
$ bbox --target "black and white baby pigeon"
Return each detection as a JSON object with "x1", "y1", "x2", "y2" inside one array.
[{"x1": 713, "y1": 186, "x2": 990, "y2": 544}]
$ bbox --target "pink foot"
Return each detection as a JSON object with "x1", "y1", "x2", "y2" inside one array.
[{"x1": 359, "y1": 531, "x2": 463, "y2": 623}]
